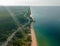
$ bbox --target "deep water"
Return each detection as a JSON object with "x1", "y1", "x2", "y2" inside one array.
[{"x1": 31, "y1": 6, "x2": 60, "y2": 46}]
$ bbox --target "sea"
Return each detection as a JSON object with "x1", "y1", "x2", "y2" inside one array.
[{"x1": 31, "y1": 6, "x2": 60, "y2": 46}]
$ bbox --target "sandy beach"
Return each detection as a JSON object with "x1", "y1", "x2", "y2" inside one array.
[
  {"x1": 31, "y1": 23, "x2": 38, "y2": 46},
  {"x1": 30, "y1": 14, "x2": 38, "y2": 46}
]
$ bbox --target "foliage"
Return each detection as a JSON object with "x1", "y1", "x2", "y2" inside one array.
[{"x1": 0, "y1": 6, "x2": 32, "y2": 46}]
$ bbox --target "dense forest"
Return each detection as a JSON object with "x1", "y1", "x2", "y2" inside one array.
[{"x1": 0, "y1": 6, "x2": 33, "y2": 46}]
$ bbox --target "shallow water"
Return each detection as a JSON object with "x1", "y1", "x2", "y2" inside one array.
[{"x1": 31, "y1": 6, "x2": 60, "y2": 46}]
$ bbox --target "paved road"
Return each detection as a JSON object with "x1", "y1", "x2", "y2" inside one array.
[{"x1": 1, "y1": 7, "x2": 31, "y2": 46}]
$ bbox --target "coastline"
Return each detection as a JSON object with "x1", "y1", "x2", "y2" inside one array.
[{"x1": 30, "y1": 15, "x2": 38, "y2": 46}]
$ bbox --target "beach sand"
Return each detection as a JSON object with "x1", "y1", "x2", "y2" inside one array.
[
  {"x1": 30, "y1": 14, "x2": 38, "y2": 46},
  {"x1": 31, "y1": 24, "x2": 38, "y2": 46}
]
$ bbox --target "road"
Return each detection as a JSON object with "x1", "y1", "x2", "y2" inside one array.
[{"x1": 1, "y1": 7, "x2": 31, "y2": 46}]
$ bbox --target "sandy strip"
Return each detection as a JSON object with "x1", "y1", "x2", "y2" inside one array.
[
  {"x1": 30, "y1": 14, "x2": 38, "y2": 46},
  {"x1": 30, "y1": 15, "x2": 38, "y2": 46},
  {"x1": 31, "y1": 23, "x2": 38, "y2": 46}
]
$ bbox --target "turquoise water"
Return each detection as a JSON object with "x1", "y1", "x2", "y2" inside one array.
[{"x1": 31, "y1": 6, "x2": 60, "y2": 46}]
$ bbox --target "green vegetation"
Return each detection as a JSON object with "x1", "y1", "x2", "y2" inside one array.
[
  {"x1": 0, "y1": 6, "x2": 33, "y2": 46},
  {"x1": 0, "y1": 9, "x2": 18, "y2": 42},
  {"x1": 7, "y1": 27, "x2": 32, "y2": 46}
]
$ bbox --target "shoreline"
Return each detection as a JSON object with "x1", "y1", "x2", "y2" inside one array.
[
  {"x1": 31, "y1": 23, "x2": 38, "y2": 46},
  {"x1": 30, "y1": 15, "x2": 38, "y2": 46}
]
